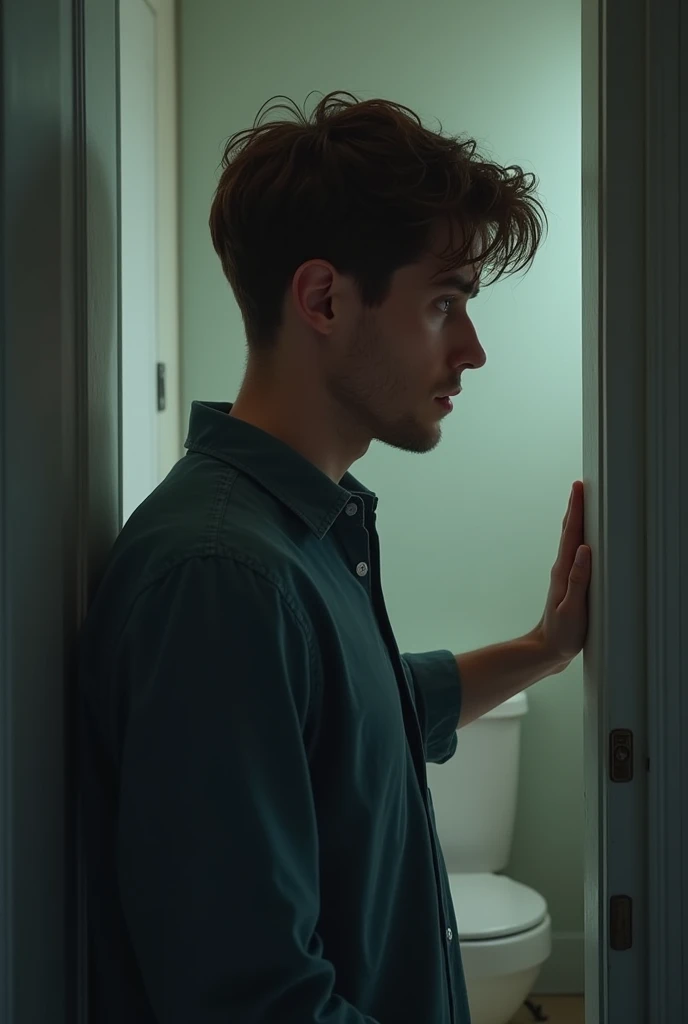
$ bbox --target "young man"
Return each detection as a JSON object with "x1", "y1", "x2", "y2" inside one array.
[{"x1": 79, "y1": 92, "x2": 591, "y2": 1024}]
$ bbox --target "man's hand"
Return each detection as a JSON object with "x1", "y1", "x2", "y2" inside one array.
[
  {"x1": 530, "y1": 480, "x2": 591, "y2": 670},
  {"x1": 455, "y1": 482, "x2": 591, "y2": 725}
]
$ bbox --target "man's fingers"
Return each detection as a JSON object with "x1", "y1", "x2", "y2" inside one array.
[{"x1": 562, "y1": 487, "x2": 573, "y2": 531}]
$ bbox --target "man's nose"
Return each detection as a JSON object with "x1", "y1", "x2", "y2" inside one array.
[{"x1": 451, "y1": 321, "x2": 487, "y2": 370}]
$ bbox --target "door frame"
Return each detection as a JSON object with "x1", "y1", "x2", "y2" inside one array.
[
  {"x1": 582, "y1": 0, "x2": 688, "y2": 1020},
  {"x1": 644, "y1": 0, "x2": 688, "y2": 1018},
  {"x1": 0, "y1": 0, "x2": 120, "y2": 1021}
]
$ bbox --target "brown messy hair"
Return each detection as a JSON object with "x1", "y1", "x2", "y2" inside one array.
[{"x1": 209, "y1": 91, "x2": 547, "y2": 351}]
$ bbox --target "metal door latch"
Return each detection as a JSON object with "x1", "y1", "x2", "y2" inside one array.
[{"x1": 609, "y1": 728, "x2": 633, "y2": 782}]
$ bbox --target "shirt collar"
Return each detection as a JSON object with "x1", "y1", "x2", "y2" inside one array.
[{"x1": 184, "y1": 401, "x2": 378, "y2": 539}]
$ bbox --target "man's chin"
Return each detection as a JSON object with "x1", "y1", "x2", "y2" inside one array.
[{"x1": 374, "y1": 417, "x2": 442, "y2": 455}]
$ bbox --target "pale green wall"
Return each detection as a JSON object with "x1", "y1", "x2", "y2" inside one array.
[{"x1": 179, "y1": 0, "x2": 583, "y2": 989}]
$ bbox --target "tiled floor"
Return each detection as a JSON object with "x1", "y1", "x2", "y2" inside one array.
[{"x1": 510, "y1": 995, "x2": 584, "y2": 1023}]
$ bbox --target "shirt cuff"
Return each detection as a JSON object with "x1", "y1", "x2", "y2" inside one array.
[{"x1": 401, "y1": 650, "x2": 462, "y2": 764}]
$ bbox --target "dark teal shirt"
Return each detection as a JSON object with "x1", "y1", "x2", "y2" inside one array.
[{"x1": 79, "y1": 400, "x2": 471, "y2": 1024}]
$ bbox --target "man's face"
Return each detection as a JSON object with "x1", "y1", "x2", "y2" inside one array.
[{"x1": 325, "y1": 228, "x2": 487, "y2": 455}]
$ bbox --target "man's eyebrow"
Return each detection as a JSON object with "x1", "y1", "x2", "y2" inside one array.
[{"x1": 431, "y1": 272, "x2": 481, "y2": 298}]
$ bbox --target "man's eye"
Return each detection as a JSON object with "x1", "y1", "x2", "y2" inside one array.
[{"x1": 437, "y1": 297, "x2": 455, "y2": 315}]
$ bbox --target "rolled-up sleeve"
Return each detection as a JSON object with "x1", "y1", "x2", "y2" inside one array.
[
  {"x1": 114, "y1": 555, "x2": 379, "y2": 1024},
  {"x1": 401, "y1": 650, "x2": 462, "y2": 764}
]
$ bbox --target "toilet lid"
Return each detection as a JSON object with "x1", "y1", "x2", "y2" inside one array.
[{"x1": 448, "y1": 873, "x2": 548, "y2": 940}]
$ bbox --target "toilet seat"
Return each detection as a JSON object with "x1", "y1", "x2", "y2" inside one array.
[
  {"x1": 458, "y1": 913, "x2": 552, "y2": 980},
  {"x1": 448, "y1": 872, "x2": 547, "y2": 940},
  {"x1": 448, "y1": 873, "x2": 552, "y2": 980}
]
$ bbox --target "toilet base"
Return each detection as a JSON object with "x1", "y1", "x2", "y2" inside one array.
[
  {"x1": 460, "y1": 911, "x2": 551, "y2": 1024},
  {"x1": 465, "y1": 965, "x2": 541, "y2": 1024}
]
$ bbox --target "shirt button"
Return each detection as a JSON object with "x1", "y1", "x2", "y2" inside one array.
[
  {"x1": 356, "y1": 561, "x2": 369, "y2": 577},
  {"x1": 446, "y1": 927, "x2": 453, "y2": 942},
  {"x1": 345, "y1": 502, "x2": 358, "y2": 517}
]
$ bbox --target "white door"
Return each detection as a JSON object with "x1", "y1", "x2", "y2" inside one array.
[
  {"x1": 120, "y1": 0, "x2": 158, "y2": 523},
  {"x1": 582, "y1": 0, "x2": 688, "y2": 1020},
  {"x1": 119, "y1": 0, "x2": 180, "y2": 524}
]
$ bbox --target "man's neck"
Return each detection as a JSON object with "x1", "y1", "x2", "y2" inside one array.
[{"x1": 229, "y1": 378, "x2": 369, "y2": 484}]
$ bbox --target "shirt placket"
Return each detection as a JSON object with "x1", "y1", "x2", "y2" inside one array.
[{"x1": 339, "y1": 496, "x2": 457, "y2": 1024}]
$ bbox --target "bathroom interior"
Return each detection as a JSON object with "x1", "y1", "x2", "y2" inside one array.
[{"x1": 121, "y1": 0, "x2": 584, "y2": 1021}]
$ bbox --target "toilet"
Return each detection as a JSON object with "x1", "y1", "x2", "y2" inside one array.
[{"x1": 426, "y1": 692, "x2": 551, "y2": 1024}]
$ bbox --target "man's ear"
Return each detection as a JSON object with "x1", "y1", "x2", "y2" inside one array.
[{"x1": 291, "y1": 260, "x2": 336, "y2": 334}]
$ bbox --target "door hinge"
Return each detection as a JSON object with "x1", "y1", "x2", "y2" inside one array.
[
  {"x1": 609, "y1": 894, "x2": 633, "y2": 950},
  {"x1": 157, "y1": 362, "x2": 166, "y2": 411},
  {"x1": 609, "y1": 728, "x2": 633, "y2": 781}
]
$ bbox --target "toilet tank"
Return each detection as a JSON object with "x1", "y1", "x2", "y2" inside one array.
[{"x1": 425, "y1": 691, "x2": 528, "y2": 873}]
